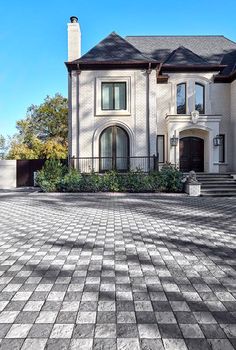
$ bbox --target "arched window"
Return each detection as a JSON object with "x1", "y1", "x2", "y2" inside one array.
[
  {"x1": 195, "y1": 83, "x2": 205, "y2": 114},
  {"x1": 99, "y1": 126, "x2": 129, "y2": 172},
  {"x1": 177, "y1": 83, "x2": 186, "y2": 114}
]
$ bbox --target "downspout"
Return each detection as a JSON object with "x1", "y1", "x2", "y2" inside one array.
[
  {"x1": 146, "y1": 63, "x2": 152, "y2": 171},
  {"x1": 77, "y1": 64, "x2": 81, "y2": 162}
]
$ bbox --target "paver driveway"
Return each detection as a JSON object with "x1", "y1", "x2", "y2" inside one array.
[{"x1": 0, "y1": 192, "x2": 235, "y2": 350}]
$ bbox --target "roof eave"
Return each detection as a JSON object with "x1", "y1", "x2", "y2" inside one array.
[
  {"x1": 161, "y1": 64, "x2": 226, "y2": 72},
  {"x1": 65, "y1": 61, "x2": 159, "y2": 71},
  {"x1": 214, "y1": 70, "x2": 236, "y2": 83}
]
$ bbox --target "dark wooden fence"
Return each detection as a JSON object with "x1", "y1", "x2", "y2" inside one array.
[{"x1": 16, "y1": 159, "x2": 67, "y2": 187}]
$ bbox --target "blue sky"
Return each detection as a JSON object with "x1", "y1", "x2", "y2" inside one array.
[{"x1": 1, "y1": 0, "x2": 236, "y2": 138}]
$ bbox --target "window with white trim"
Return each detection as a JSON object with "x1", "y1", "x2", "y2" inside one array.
[
  {"x1": 177, "y1": 83, "x2": 186, "y2": 114},
  {"x1": 195, "y1": 83, "x2": 205, "y2": 114},
  {"x1": 96, "y1": 77, "x2": 131, "y2": 116},
  {"x1": 101, "y1": 82, "x2": 126, "y2": 110}
]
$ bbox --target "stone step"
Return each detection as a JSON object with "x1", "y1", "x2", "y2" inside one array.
[
  {"x1": 196, "y1": 173, "x2": 232, "y2": 176},
  {"x1": 201, "y1": 189, "x2": 236, "y2": 195},
  {"x1": 201, "y1": 192, "x2": 236, "y2": 197},
  {"x1": 198, "y1": 179, "x2": 235, "y2": 183},
  {"x1": 202, "y1": 185, "x2": 236, "y2": 189},
  {"x1": 197, "y1": 175, "x2": 233, "y2": 179}
]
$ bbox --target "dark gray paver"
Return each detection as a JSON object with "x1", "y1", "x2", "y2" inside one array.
[{"x1": 0, "y1": 192, "x2": 235, "y2": 349}]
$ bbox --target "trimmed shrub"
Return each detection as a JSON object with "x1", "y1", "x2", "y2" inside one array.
[
  {"x1": 124, "y1": 168, "x2": 154, "y2": 192},
  {"x1": 157, "y1": 163, "x2": 183, "y2": 192},
  {"x1": 36, "y1": 159, "x2": 67, "y2": 192},
  {"x1": 60, "y1": 168, "x2": 82, "y2": 192},
  {"x1": 80, "y1": 172, "x2": 101, "y2": 192},
  {"x1": 36, "y1": 163, "x2": 183, "y2": 193},
  {"x1": 101, "y1": 170, "x2": 123, "y2": 192}
]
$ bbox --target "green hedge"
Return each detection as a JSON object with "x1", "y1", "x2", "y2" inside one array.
[{"x1": 36, "y1": 160, "x2": 183, "y2": 193}]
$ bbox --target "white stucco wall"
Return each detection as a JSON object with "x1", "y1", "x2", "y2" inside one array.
[
  {"x1": 77, "y1": 69, "x2": 156, "y2": 159},
  {"x1": 0, "y1": 160, "x2": 16, "y2": 189},
  {"x1": 231, "y1": 80, "x2": 236, "y2": 171}
]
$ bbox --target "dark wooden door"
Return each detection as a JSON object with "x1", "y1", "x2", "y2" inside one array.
[{"x1": 179, "y1": 137, "x2": 204, "y2": 172}]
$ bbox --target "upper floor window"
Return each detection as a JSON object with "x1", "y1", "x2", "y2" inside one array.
[
  {"x1": 101, "y1": 82, "x2": 126, "y2": 110},
  {"x1": 177, "y1": 83, "x2": 186, "y2": 114},
  {"x1": 195, "y1": 83, "x2": 205, "y2": 114}
]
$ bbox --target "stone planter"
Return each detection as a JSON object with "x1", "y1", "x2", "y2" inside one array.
[{"x1": 185, "y1": 182, "x2": 201, "y2": 196}]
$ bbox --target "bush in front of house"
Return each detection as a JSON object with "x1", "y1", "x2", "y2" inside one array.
[
  {"x1": 36, "y1": 160, "x2": 183, "y2": 193},
  {"x1": 80, "y1": 172, "x2": 101, "y2": 192},
  {"x1": 101, "y1": 170, "x2": 123, "y2": 192},
  {"x1": 157, "y1": 162, "x2": 183, "y2": 192},
  {"x1": 124, "y1": 168, "x2": 155, "y2": 192},
  {"x1": 36, "y1": 159, "x2": 67, "y2": 192},
  {"x1": 59, "y1": 168, "x2": 82, "y2": 192}
]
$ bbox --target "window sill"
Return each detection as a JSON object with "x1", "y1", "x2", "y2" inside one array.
[
  {"x1": 213, "y1": 162, "x2": 228, "y2": 165},
  {"x1": 95, "y1": 110, "x2": 131, "y2": 116}
]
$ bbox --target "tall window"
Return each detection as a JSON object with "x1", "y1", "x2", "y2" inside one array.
[
  {"x1": 157, "y1": 135, "x2": 165, "y2": 163},
  {"x1": 195, "y1": 83, "x2": 205, "y2": 114},
  {"x1": 101, "y1": 82, "x2": 126, "y2": 110},
  {"x1": 99, "y1": 126, "x2": 129, "y2": 172},
  {"x1": 177, "y1": 83, "x2": 186, "y2": 114},
  {"x1": 219, "y1": 134, "x2": 225, "y2": 163}
]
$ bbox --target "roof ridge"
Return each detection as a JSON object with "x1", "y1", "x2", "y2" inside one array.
[{"x1": 126, "y1": 35, "x2": 227, "y2": 38}]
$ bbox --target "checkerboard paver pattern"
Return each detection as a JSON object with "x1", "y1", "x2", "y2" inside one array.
[{"x1": 0, "y1": 192, "x2": 235, "y2": 349}]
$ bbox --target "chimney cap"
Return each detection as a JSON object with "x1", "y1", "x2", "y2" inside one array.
[{"x1": 70, "y1": 16, "x2": 78, "y2": 23}]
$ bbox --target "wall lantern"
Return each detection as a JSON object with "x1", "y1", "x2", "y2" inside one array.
[
  {"x1": 213, "y1": 135, "x2": 222, "y2": 147},
  {"x1": 170, "y1": 135, "x2": 178, "y2": 147}
]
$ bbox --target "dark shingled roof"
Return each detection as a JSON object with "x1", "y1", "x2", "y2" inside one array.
[
  {"x1": 67, "y1": 33, "x2": 236, "y2": 78},
  {"x1": 164, "y1": 46, "x2": 211, "y2": 65},
  {"x1": 74, "y1": 32, "x2": 157, "y2": 64},
  {"x1": 126, "y1": 35, "x2": 236, "y2": 75}
]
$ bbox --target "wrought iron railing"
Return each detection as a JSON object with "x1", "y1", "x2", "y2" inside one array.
[{"x1": 69, "y1": 155, "x2": 161, "y2": 173}]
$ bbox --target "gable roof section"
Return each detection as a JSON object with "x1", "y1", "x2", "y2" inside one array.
[
  {"x1": 164, "y1": 46, "x2": 210, "y2": 65},
  {"x1": 126, "y1": 35, "x2": 236, "y2": 63},
  {"x1": 68, "y1": 32, "x2": 158, "y2": 66}
]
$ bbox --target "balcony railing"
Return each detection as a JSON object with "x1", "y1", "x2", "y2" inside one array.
[{"x1": 69, "y1": 155, "x2": 161, "y2": 173}]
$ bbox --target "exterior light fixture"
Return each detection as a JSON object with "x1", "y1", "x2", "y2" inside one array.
[
  {"x1": 170, "y1": 135, "x2": 178, "y2": 147},
  {"x1": 213, "y1": 135, "x2": 222, "y2": 147}
]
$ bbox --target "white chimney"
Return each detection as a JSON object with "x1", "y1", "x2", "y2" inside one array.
[{"x1": 67, "y1": 16, "x2": 81, "y2": 61}]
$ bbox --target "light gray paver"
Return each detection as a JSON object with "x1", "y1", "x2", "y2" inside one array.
[{"x1": 0, "y1": 192, "x2": 235, "y2": 349}]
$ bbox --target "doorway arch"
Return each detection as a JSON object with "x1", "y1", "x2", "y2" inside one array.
[{"x1": 99, "y1": 126, "x2": 129, "y2": 172}]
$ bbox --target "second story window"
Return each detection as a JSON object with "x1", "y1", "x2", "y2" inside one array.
[
  {"x1": 195, "y1": 83, "x2": 205, "y2": 114},
  {"x1": 102, "y1": 82, "x2": 126, "y2": 110},
  {"x1": 177, "y1": 83, "x2": 186, "y2": 114}
]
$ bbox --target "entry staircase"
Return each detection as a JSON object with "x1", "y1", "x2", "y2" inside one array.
[{"x1": 196, "y1": 173, "x2": 236, "y2": 197}]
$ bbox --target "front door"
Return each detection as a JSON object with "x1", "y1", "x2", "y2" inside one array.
[
  {"x1": 99, "y1": 126, "x2": 129, "y2": 172},
  {"x1": 180, "y1": 137, "x2": 204, "y2": 172}
]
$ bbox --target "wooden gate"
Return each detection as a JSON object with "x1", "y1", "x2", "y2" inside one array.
[{"x1": 17, "y1": 159, "x2": 46, "y2": 187}]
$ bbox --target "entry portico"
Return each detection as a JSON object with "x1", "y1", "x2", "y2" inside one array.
[{"x1": 166, "y1": 114, "x2": 222, "y2": 173}]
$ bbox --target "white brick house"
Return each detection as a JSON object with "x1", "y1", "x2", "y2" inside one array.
[{"x1": 66, "y1": 16, "x2": 236, "y2": 173}]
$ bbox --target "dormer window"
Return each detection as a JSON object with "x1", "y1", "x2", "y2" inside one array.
[
  {"x1": 195, "y1": 83, "x2": 205, "y2": 114},
  {"x1": 177, "y1": 83, "x2": 186, "y2": 114}
]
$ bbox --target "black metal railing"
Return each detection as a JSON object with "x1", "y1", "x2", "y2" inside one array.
[{"x1": 69, "y1": 155, "x2": 161, "y2": 173}]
